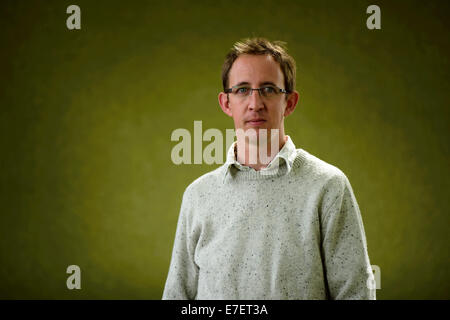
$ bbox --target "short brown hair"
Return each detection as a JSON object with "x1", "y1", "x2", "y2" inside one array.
[{"x1": 221, "y1": 37, "x2": 296, "y2": 93}]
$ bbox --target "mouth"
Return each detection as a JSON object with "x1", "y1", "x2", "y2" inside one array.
[{"x1": 246, "y1": 119, "x2": 266, "y2": 126}]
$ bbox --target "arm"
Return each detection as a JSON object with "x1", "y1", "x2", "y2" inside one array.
[
  {"x1": 162, "y1": 188, "x2": 200, "y2": 300},
  {"x1": 320, "y1": 172, "x2": 376, "y2": 300}
]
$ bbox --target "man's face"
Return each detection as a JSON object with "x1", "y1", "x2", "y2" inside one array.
[{"x1": 219, "y1": 54, "x2": 298, "y2": 140}]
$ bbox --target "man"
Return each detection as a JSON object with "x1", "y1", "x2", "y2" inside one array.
[{"x1": 162, "y1": 38, "x2": 376, "y2": 300}]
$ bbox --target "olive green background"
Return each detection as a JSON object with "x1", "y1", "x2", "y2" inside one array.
[{"x1": 0, "y1": 0, "x2": 448, "y2": 299}]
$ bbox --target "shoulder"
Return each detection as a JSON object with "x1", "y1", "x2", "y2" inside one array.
[
  {"x1": 181, "y1": 165, "x2": 226, "y2": 201},
  {"x1": 293, "y1": 148, "x2": 350, "y2": 189}
]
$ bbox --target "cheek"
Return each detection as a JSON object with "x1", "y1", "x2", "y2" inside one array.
[
  {"x1": 269, "y1": 106, "x2": 284, "y2": 121},
  {"x1": 279, "y1": 104, "x2": 288, "y2": 118},
  {"x1": 231, "y1": 112, "x2": 244, "y2": 126},
  {"x1": 233, "y1": 109, "x2": 245, "y2": 121}
]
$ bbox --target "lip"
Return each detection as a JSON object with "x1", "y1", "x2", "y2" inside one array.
[{"x1": 246, "y1": 119, "x2": 266, "y2": 126}]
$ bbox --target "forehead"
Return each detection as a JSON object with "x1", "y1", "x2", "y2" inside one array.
[{"x1": 228, "y1": 54, "x2": 284, "y2": 86}]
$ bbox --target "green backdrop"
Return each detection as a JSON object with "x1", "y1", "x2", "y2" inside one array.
[{"x1": 0, "y1": 0, "x2": 448, "y2": 299}]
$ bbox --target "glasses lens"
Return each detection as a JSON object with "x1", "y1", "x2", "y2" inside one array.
[
  {"x1": 232, "y1": 86, "x2": 251, "y2": 96},
  {"x1": 260, "y1": 86, "x2": 278, "y2": 98}
]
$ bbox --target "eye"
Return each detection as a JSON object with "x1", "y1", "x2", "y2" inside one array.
[
  {"x1": 262, "y1": 86, "x2": 276, "y2": 94},
  {"x1": 235, "y1": 87, "x2": 249, "y2": 94}
]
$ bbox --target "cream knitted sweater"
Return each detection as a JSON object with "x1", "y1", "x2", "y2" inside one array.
[{"x1": 163, "y1": 136, "x2": 376, "y2": 300}]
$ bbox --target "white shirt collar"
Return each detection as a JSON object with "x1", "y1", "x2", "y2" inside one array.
[{"x1": 223, "y1": 135, "x2": 297, "y2": 183}]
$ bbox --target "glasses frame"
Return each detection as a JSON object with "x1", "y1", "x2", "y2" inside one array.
[{"x1": 224, "y1": 84, "x2": 289, "y2": 99}]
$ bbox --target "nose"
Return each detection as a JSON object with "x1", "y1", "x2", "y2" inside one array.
[{"x1": 248, "y1": 89, "x2": 265, "y2": 111}]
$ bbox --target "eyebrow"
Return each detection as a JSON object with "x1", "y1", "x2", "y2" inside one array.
[{"x1": 232, "y1": 81, "x2": 278, "y2": 87}]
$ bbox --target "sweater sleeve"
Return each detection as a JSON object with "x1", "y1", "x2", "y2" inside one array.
[
  {"x1": 162, "y1": 187, "x2": 200, "y2": 300},
  {"x1": 320, "y1": 172, "x2": 376, "y2": 300}
]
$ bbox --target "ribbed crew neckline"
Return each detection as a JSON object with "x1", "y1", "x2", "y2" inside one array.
[{"x1": 223, "y1": 150, "x2": 306, "y2": 182}]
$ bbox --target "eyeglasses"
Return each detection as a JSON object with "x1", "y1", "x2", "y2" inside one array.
[{"x1": 225, "y1": 84, "x2": 289, "y2": 99}]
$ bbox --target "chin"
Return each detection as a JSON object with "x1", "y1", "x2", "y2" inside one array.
[{"x1": 244, "y1": 127, "x2": 270, "y2": 141}]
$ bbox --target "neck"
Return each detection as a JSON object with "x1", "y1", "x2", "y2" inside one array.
[{"x1": 236, "y1": 130, "x2": 287, "y2": 171}]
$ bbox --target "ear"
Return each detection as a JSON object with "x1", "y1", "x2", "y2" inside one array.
[
  {"x1": 218, "y1": 92, "x2": 233, "y2": 117},
  {"x1": 284, "y1": 90, "x2": 299, "y2": 117}
]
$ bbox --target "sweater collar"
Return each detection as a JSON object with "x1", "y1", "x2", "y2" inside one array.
[{"x1": 222, "y1": 135, "x2": 297, "y2": 183}]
